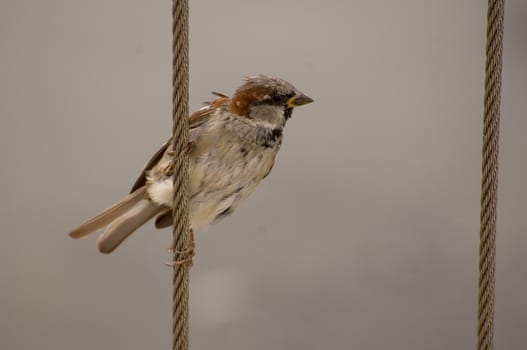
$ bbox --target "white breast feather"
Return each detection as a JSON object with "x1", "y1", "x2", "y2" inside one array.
[{"x1": 148, "y1": 178, "x2": 173, "y2": 207}]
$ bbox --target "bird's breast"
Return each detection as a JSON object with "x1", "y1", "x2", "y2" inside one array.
[
  {"x1": 147, "y1": 134, "x2": 280, "y2": 230},
  {"x1": 187, "y1": 137, "x2": 278, "y2": 229}
]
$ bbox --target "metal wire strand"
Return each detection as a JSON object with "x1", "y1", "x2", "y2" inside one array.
[
  {"x1": 171, "y1": 0, "x2": 190, "y2": 349},
  {"x1": 478, "y1": 1, "x2": 504, "y2": 349}
]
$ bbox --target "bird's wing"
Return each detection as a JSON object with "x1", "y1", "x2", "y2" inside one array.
[
  {"x1": 129, "y1": 94, "x2": 230, "y2": 193},
  {"x1": 129, "y1": 139, "x2": 171, "y2": 193},
  {"x1": 189, "y1": 93, "x2": 230, "y2": 128}
]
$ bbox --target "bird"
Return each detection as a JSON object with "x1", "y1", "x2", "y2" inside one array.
[{"x1": 69, "y1": 74, "x2": 313, "y2": 255}]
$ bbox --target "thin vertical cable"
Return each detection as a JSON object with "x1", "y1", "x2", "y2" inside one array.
[
  {"x1": 171, "y1": 0, "x2": 190, "y2": 350},
  {"x1": 478, "y1": 1, "x2": 504, "y2": 349}
]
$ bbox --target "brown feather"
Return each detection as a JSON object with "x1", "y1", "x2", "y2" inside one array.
[
  {"x1": 211, "y1": 91, "x2": 229, "y2": 98},
  {"x1": 229, "y1": 85, "x2": 274, "y2": 117},
  {"x1": 154, "y1": 210, "x2": 173, "y2": 229},
  {"x1": 96, "y1": 200, "x2": 164, "y2": 254},
  {"x1": 69, "y1": 187, "x2": 147, "y2": 239},
  {"x1": 188, "y1": 96, "x2": 229, "y2": 126}
]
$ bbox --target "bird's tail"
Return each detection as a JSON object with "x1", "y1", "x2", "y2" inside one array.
[{"x1": 69, "y1": 186, "x2": 165, "y2": 253}]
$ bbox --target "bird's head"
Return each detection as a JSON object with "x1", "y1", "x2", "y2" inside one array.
[{"x1": 230, "y1": 74, "x2": 313, "y2": 128}]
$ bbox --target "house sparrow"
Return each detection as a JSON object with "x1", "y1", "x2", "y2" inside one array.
[{"x1": 69, "y1": 75, "x2": 313, "y2": 254}]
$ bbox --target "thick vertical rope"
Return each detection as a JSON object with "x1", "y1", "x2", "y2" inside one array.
[
  {"x1": 171, "y1": 0, "x2": 190, "y2": 350},
  {"x1": 478, "y1": 1, "x2": 503, "y2": 349}
]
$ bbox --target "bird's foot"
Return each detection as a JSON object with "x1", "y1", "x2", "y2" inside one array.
[{"x1": 166, "y1": 228, "x2": 195, "y2": 267}]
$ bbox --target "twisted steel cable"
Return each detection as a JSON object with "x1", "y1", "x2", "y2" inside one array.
[
  {"x1": 478, "y1": 1, "x2": 504, "y2": 349},
  {"x1": 171, "y1": 0, "x2": 190, "y2": 349}
]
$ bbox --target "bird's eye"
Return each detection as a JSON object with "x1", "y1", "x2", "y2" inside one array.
[
  {"x1": 263, "y1": 93, "x2": 290, "y2": 106},
  {"x1": 259, "y1": 92, "x2": 295, "y2": 106},
  {"x1": 272, "y1": 94, "x2": 285, "y2": 104},
  {"x1": 260, "y1": 94, "x2": 282, "y2": 105}
]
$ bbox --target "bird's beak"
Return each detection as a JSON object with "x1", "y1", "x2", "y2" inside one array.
[{"x1": 287, "y1": 93, "x2": 314, "y2": 108}]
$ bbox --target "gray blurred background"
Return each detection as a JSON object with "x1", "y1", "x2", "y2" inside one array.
[{"x1": 1, "y1": 1, "x2": 526, "y2": 349}]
